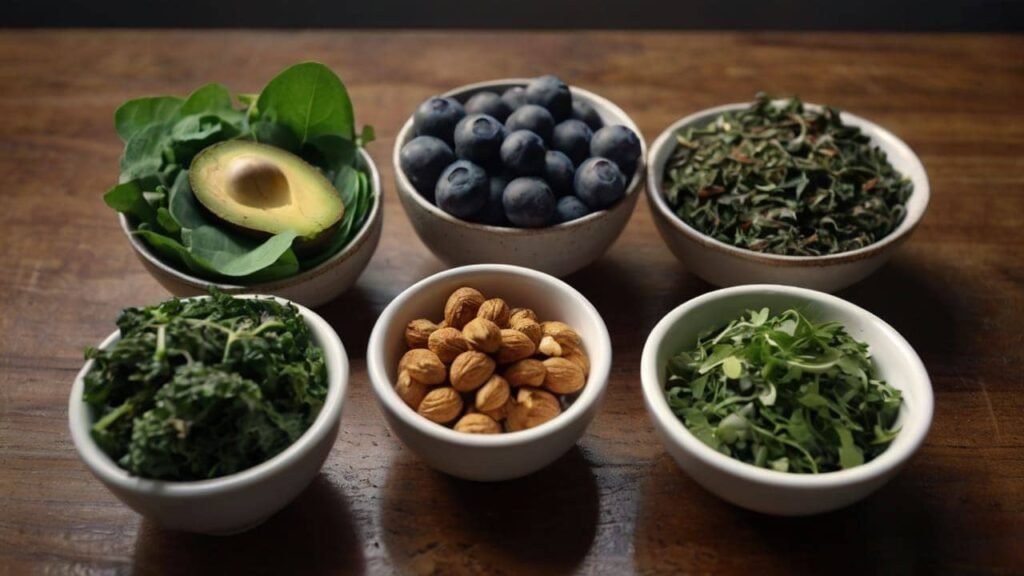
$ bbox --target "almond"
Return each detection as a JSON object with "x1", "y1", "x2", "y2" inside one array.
[
  {"x1": 444, "y1": 287, "x2": 485, "y2": 329},
  {"x1": 417, "y1": 387, "x2": 463, "y2": 424},
  {"x1": 395, "y1": 370, "x2": 428, "y2": 410},
  {"x1": 404, "y1": 318, "x2": 439, "y2": 349},
  {"x1": 507, "y1": 388, "x2": 560, "y2": 431},
  {"x1": 428, "y1": 327, "x2": 470, "y2": 364},
  {"x1": 462, "y1": 317, "x2": 501, "y2": 354},
  {"x1": 542, "y1": 357, "x2": 586, "y2": 394},
  {"x1": 450, "y1": 351, "x2": 495, "y2": 392},
  {"x1": 454, "y1": 413, "x2": 501, "y2": 434},
  {"x1": 475, "y1": 374, "x2": 511, "y2": 412},
  {"x1": 398, "y1": 348, "x2": 446, "y2": 385},
  {"x1": 495, "y1": 328, "x2": 536, "y2": 364},
  {"x1": 477, "y1": 298, "x2": 511, "y2": 327},
  {"x1": 503, "y1": 358, "x2": 546, "y2": 387}
]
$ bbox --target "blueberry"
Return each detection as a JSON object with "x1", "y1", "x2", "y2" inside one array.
[
  {"x1": 399, "y1": 136, "x2": 455, "y2": 200},
  {"x1": 555, "y1": 195, "x2": 591, "y2": 223},
  {"x1": 574, "y1": 157, "x2": 626, "y2": 210},
  {"x1": 435, "y1": 160, "x2": 489, "y2": 219},
  {"x1": 413, "y1": 97, "x2": 465, "y2": 146},
  {"x1": 525, "y1": 75, "x2": 572, "y2": 122},
  {"x1": 503, "y1": 177, "x2": 556, "y2": 228},
  {"x1": 572, "y1": 99, "x2": 603, "y2": 131},
  {"x1": 590, "y1": 125, "x2": 642, "y2": 173},
  {"x1": 543, "y1": 151, "x2": 575, "y2": 197},
  {"x1": 477, "y1": 177, "x2": 510, "y2": 226},
  {"x1": 551, "y1": 119, "x2": 593, "y2": 166},
  {"x1": 501, "y1": 87, "x2": 528, "y2": 111},
  {"x1": 500, "y1": 130, "x2": 546, "y2": 176},
  {"x1": 464, "y1": 91, "x2": 512, "y2": 123},
  {"x1": 505, "y1": 105, "x2": 555, "y2": 144},
  {"x1": 453, "y1": 114, "x2": 506, "y2": 170}
]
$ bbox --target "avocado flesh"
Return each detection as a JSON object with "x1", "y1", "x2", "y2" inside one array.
[{"x1": 189, "y1": 141, "x2": 345, "y2": 245}]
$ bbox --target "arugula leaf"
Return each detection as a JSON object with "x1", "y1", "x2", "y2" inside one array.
[
  {"x1": 255, "y1": 62, "x2": 355, "y2": 145},
  {"x1": 115, "y1": 96, "x2": 183, "y2": 142},
  {"x1": 664, "y1": 307, "x2": 902, "y2": 474}
]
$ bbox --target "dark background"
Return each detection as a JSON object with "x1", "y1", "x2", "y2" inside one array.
[{"x1": 7, "y1": 0, "x2": 1024, "y2": 30}]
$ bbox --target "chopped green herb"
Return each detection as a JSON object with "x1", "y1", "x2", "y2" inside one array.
[
  {"x1": 664, "y1": 308, "x2": 902, "y2": 473},
  {"x1": 83, "y1": 291, "x2": 328, "y2": 481},
  {"x1": 662, "y1": 93, "x2": 913, "y2": 256}
]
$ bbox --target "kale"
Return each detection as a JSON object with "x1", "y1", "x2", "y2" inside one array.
[{"x1": 83, "y1": 291, "x2": 327, "y2": 481}]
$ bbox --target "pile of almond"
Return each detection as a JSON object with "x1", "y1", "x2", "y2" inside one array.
[{"x1": 397, "y1": 286, "x2": 589, "y2": 434}]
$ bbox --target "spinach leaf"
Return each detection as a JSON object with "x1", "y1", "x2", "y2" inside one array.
[
  {"x1": 187, "y1": 226, "x2": 298, "y2": 277},
  {"x1": 104, "y1": 62, "x2": 373, "y2": 284},
  {"x1": 115, "y1": 96, "x2": 183, "y2": 142},
  {"x1": 167, "y1": 170, "x2": 209, "y2": 230},
  {"x1": 256, "y1": 62, "x2": 355, "y2": 145},
  {"x1": 133, "y1": 229, "x2": 212, "y2": 275},
  {"x1": 179, "y1": 83, "x2": 234, "y2": 116},
  {"x1": 119, "y1": 121, "x2": 173, "y2": 183},
  {"x1": 104, "y1": 180, "x2": 157, "y2": 226}
]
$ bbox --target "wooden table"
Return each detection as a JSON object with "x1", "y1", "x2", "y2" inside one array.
[{"x1": 2, "y1": 31, "x2": 1022, "y2": 575}]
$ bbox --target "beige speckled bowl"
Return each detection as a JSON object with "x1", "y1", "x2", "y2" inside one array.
[
  {"x1": 646, "y1": 103, "x2": 929, "y2": 292},
  {"x1": 393, "y1": 79, "x2": 646, "y2": 278},
  {"x1": 119, "y1": 148, "x2": 383, "y2": 308}
]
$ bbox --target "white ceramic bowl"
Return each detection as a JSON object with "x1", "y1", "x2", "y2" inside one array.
[
  {"x1": 393, "y1": 79, "x2": 646, "y2": 278},
  {"x1": 646, "y1": 103, "x2": 930, "y2": 292},
  {"x1": 120, "y1": 148, "x2": 383, "y2": 308},
  {"x1": 367, "y1": 264, "x2": 612, "y2": 481},
  {"x1": 641, "y1": 284, "x2": 933, "y2": 515},
  {"x1": 68, "y1": 295, "x2": 349, "y2": 534}
]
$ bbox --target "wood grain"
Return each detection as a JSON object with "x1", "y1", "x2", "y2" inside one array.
[{"x1": 1, "y1": 31, "x2": 1022, "y2": 575}]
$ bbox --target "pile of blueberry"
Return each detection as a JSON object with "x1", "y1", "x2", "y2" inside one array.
[{"x1": 399, "y1": 75, "x2": 642, "y2": 228}]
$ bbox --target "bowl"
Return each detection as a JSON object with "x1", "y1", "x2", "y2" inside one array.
[
  {"x1": 120, "y1": 148, "x2": 383, "y2": 308},
  {"x1": 68, "y1": 295, "x2": 349, "y2": 534},
  {"x1": 646, "y1": 103, "x2": 930, "y2": 292},
  {"x1": 640, "y1": 284, "x2": 933, "y2": 515},
  {"x1": 393, "y1": 79, "x2": 646, "y2": 278},
  {"x1": 367, "y1": 264, "x2": 612, "y2": 481}
]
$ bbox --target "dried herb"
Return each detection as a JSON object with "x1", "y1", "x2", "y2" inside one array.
[
  {"x1": 662, "y1": 94, "x2": 913, "y2": 256},
  {"x1": 664, "y1": 308, "x2": 902, "y2": 473},
  {"x1": 83, "y1": 291, "x2": 328, "y2": 481}
]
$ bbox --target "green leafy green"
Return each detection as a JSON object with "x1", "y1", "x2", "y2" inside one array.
[
  {"x1": 187, "y1": 227, "x2": 298, "y2": 278},
  {"x1": 103, "y1": 62, "x2": 375, "y2": 285},
  {"x1": 664, "y1": 308, "x2": 903, "y2": 474},
  {"x1": 662, "y1": 93, "x2": 913, "y2": 256},
  {"x1": 114, "y1": 96, "x2": 183, "y2": 142},
  {"x1": 255, "y1": 62, "x2": 356, "y2": 145},
  {"x1": 83, "y1": 291, "x2": 328, "y2": 481}
]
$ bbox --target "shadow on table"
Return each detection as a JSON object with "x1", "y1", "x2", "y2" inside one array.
[
  {"x1": 839, "y1": 255, "x2": 981, "y2": 361},
  {"x1": 632, "y1": 455, "x2": 939, "y2": 575},
  {"x1": 379, "y1": 446, "x2": 599, "y2": 575},
  {"x1": 132, "y1": 475, "x2": 364, "y2": 576}
]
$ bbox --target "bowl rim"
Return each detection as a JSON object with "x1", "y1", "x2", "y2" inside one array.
[
  {"x1": 367, "y1": 263, "x2": 612, "y2": 447},
  {"x1": 67, "y1": 294, "x2": 349, "y2": 496},
  {"x1": 392, "y1": 78, "x2": 647, "y2": 235},
  {"x1": 645, "y1": 102, "x2": 931, "y2": 266},
  {"x1": 119, "y1": 147, "x2": 383, "y2": 290},
  {"x1": 640, "y1": 283, "x2": 934, "y2": 488}
]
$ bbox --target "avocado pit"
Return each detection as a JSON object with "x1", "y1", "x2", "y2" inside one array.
[{"x1": 228, "y1": 157, "x2": 292, "y2": 209}]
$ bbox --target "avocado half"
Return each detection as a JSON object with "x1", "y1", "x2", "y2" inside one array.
[{"x1": 189, "y1": 140, "x2": 345, "y2": 249}]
